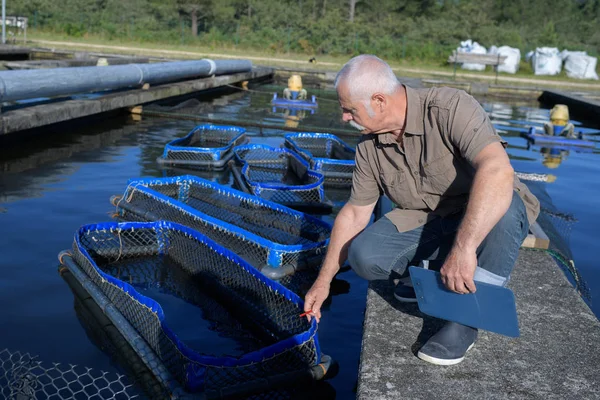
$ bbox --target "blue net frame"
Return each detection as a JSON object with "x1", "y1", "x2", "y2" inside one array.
[
  {"x1": 271, "y1": 93, "x2": 319, "y2": 112},
  {"x1": 284, "y1": 133, "x2": 356, "y2": 188},
  {"x1": 69, "y1": 221, "x2": 323, "y2": 394},
  {"x1": 232, "y1": 144, "x2": 327, "y2": 206},
  {"x1": 157, "y1": 124, "x2": 248, "y2": 169},
  {"x1": 112, "y1": 175, "x2": 331, "y2": 280}
]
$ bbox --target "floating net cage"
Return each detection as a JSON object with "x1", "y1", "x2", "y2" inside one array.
[
  {"x1": 61, "y1": 221, "x2": 332, "y2": 397},
  {"x1": 284, "y1": 133, "x2": 355, "y2": 188},
  {"x1": 0, "y1": 347, "x2": 139, "y2": 400},
  {"x1": 110, "y1": 175, "x2": 331, "y2": 284},
  {"x1": 232, "y1": 144, "x2": 332, "y2": 214},
  {"x1": 157, "y1": 124, "x2": 248, "y2": 170}
]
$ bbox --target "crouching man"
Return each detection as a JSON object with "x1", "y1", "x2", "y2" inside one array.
[{"x1": 304, "y1": 55, "x2": 539, "y2": 365}]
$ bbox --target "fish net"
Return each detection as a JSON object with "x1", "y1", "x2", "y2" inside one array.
[
  {"x1": 284, "y1": 133, "x2": 355, "y2": 188},
  {"x1": 70, "y1": 221, "x2": 322, "y2": 394}
]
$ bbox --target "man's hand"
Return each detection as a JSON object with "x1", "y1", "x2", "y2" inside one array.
[
  {"x1": 440, "y1": 245, "x2": 478, "y2": 294},
  {"x1": 303, "y1": 279, "x2": 330, "y2": 323}
]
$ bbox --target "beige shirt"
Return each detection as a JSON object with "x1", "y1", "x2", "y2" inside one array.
[{"x1": 349, "y1": 86, "x2": 540, "y2": 232}]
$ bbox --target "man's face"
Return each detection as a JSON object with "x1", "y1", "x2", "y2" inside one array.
[{"x1": 337, "y1": 84, "x2": 377, "y2": 134}]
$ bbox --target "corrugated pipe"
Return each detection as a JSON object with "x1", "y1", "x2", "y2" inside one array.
[{"x1": 0, "y1": 59, "x2": 252, "y2": 102}]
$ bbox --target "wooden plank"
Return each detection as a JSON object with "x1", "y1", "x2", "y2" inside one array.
[
  {"x1": 448, "y1": 52, "x2": 507, "y2": 65},
  {"x1": 521, "y1": 222, "x2": 550, "y2": 249},
  {"x1": 0, "y1": 67, "x2": 273, "y2": 135}
]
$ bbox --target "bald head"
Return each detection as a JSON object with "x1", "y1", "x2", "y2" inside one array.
[{"x1": 334, "y1": 55, "x2": 401, "y2": 105}]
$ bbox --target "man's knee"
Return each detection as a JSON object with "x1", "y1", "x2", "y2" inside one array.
[{"x1": 348, "y1": 232, "x2": 388, "y2": 281}]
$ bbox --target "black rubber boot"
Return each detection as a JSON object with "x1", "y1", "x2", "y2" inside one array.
[{"x1": 417, "y1": 321, "x2": 478, "y2": 366}]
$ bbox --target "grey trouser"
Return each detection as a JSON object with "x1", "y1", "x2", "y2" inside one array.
[{"x1": 348, "y1": 192, "x2": 529, "y2": 286}]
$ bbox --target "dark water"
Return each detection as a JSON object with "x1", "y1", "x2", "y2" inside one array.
[
  {"x1": 0, "y1": 84, "x2": 598, "y2": 399},
  {"x1": 105, "y1": 255, "x2": 264, "y2": 358}
]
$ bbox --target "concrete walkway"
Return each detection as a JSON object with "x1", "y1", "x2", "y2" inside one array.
[{"x1": 357, "y1": 250, "x2": 600, "y2": 400}]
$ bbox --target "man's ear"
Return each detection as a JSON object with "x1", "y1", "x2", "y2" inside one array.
[{"x1": 371, "y1": 93, "x2": 386, "y2": 112}]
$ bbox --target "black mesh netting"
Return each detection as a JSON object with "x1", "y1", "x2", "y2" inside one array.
[
  {"x1": 234, "y1": 146, "x2": 325, "y2": 204},
  {"x1": 160, "y1": 125, "x2": 247, "y2": 166},
  {"x1": 284, "y1": 134, "x2": 355, "y2": 187},
  {"x1": 72, "y1": 296, "x2": 170, "y2": 400},
  {"x1": 116, "y1": 178, "x2": 329, "y2": 280},
  {"x1": 71, "y1": 223, "x2": 319, "y2": 393},
  {"x1": 0, "y1": 348, "x2": 139, "y2": 399},
  {"x1": 523, "y1": 179, "x2": 590, "y2": 301}
]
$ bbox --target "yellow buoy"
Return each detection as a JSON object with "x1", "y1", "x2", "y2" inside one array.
[
  {"x1": 550, "y1": 104, "x2": 569, "y2": 126},
  {"x1": 288, "y1": 75, "x2": 303, "y2": 91}
]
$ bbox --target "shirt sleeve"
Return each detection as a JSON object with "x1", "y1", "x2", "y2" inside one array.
[
  {"x1": 446, "y1": 91, "x2": 506, "y2": 165},
  {"x1": 348, "y1": 140, "x2": 381, "y2": 206}
]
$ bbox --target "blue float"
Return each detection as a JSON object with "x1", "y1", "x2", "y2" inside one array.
[
  {"x1": 520, "y1": 127, "x2": 596, "y2": 149},
  {"x1": 494, "y1": 122, "x2": 600, "y2": 136},
  {"x1": 271, "y1": 93, "x2": 318, "y2": 113}
]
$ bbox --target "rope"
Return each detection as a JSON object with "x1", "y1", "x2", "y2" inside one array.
[
  {"x1": 139, "y1": 109, "x2": 359, "y2": 137},
  {"x1": 114, "y1": 187, "x2": 136, "y2": 213},
  {"x1": 224, "y1": 84, "x2": 339, "y2": 103},
  {"x1": 114, "y1": 228, "x2": 124, "y2": 263},
  {"x1": 58, "y1": 251, "x2": 72, "y2": 265}
]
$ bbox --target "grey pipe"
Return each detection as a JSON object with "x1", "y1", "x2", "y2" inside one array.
[
  {"x1": 260, "y1": 264, "x2": 297, "y2": 281},
  {"x1": 58, "y1": 252, "x2": 187, "y2": 398},
  {"x1": 0, "y1": 59, "x2": 252, "y2": 102}
]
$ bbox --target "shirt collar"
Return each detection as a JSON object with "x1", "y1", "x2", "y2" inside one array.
[
  {"x1": 376, "y1": 85, "x2": 424, "y2": 145},
  {"x1": 404, "y1": 85, "x2": 424, "y2": 136}
]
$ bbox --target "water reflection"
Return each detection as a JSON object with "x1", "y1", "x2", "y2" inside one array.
[{"x1": 540, "y1": 147, "x2": 570, "y2": 169}]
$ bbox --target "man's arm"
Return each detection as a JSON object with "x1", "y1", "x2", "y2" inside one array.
[
  {"x1": 440, "y1": 142, "x2": 514, "y2": 293},
  {"x1": 303, "y1": 201, "x2": 376, "y2": 321}
]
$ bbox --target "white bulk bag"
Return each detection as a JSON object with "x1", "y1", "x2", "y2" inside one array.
[
  {"x1": 497, "y1": 46, "x2": 521, "y2": 74},
  {"x1": 563, "y1": 52, "x2": 599, "y2": 80},
  {"x1": 457, "y1": 40, "x2": 487, "y2": 71},
  {"x1": 531, "y1": 47, "x2": 562, "y2": 75}
]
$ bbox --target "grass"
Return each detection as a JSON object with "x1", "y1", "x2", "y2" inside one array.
[{"x1": 23, "y1": 30, "x2": 600, "y2": 92}]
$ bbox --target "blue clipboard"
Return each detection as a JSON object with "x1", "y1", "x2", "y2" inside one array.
[{"x1": 409, "y1": 266, "x2": 520, "y2": 338}]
